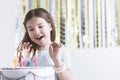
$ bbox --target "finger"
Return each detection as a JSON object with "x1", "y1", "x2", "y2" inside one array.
[
  {"x1": 49, "y1": 45, "x2": 53, "y2": 52},
  {"x1": 51, "y1": 41, "x2": 60, "y2": 48},
  {"x1": 59, "y1": 42, "x2": 62, "y2": 48},
  {"x1": 30, "y1": 49, "x2": 34, "y2": 58},
  {"x1": 28, "y1": 44, "x2": 32, "y2": 52},
  {"x1": 53, "y1": 42, "x2": 62, "y2": 48},
  {"x1": 22, "y1": 42, "x2": 26, "y2": 49},
  {"x1": 25, "y1": 42, "x2": 29, "y2": 49}
]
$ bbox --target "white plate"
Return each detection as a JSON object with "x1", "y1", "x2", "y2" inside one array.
[
  {"x1": 1, "y1": 67, "x2": 55, "y2": 79},
  {"x1": 1, "y1": 69, "x2": 29, "y2": 79}
]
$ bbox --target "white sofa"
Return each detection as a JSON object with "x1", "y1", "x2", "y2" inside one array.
[{"x1": 69, "y1": 47, "x2": 120, "y2": 80}]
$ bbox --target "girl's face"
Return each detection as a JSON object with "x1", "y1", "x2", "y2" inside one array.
[{"x1": 26, "y1": 16, "x2": 52, "y2": 49}]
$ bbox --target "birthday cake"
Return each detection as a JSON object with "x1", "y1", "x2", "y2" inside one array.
[{"x1": 0, "y1": 67, "x2": 56, "y2": 80}]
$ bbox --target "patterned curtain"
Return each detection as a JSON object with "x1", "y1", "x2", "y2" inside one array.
[{"x1": 15, "y1": 0, "x2": 120, "y2": 49}]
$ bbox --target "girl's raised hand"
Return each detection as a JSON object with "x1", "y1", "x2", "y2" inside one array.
[
  {"x1": 19, "y1": 42, "x2": 34, "y2": 59},
  {"x1": 49, "y1": 42, "x2": 62, "y2": 61}
]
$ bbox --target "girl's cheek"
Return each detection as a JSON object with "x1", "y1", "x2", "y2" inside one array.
[{"x1": 29, "y1": 33, "x2": 33, "y2": 37}]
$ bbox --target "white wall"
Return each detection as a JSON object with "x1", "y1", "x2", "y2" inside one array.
[
  {"x1": 70, "y1": 48, "x2": 120, "y2": 80},
  {"x1": 0, "y1": 0, "x2": 16, "y2": 67}
]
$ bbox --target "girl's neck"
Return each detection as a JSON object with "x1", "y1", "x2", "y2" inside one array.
[{"x1": 38, "y1": 41, "x2": 51, "y2": 50}]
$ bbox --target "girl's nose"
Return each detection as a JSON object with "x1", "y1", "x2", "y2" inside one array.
[{"x1": 34, "y1": 28, "x2": 40, "y2": 36}]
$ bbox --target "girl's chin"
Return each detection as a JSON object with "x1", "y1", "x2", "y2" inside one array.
[{"x1": 36, "y1": 41, "x2": 46, "y2": 46}]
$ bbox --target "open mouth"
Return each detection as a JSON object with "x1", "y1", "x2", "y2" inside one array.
[{"x1": 36, "y1": 36, "x2": 44, "y2": 41}]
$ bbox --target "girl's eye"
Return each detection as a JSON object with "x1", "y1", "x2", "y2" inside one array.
[
  {"x1": 28, "y1": 28, "x2": 34, "y2": 31},
  {"x1": 38, "y1": 26, "x2": 42, "y2": 28}
]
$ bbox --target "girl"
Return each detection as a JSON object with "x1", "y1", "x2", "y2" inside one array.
[{"x1": 17, "y1": 8, "x2": 72, "y2": 80}]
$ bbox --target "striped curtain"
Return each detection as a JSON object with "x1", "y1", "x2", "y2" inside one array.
[{"x1": 15, "y1": 0, "x2": 120, "y2": 49}]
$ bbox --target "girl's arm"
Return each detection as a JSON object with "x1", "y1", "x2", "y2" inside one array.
[
  {"x1": 49, "y1": 42, "x2": 72, "y2": 80},
  {"x1": 54, "y1": 60, "x2": 72, "y2": 80}
]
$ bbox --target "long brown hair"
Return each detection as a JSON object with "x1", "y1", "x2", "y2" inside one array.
[{"x1": 17, "y1": 8, "x2": 56, "y2": 59}]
